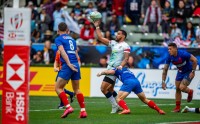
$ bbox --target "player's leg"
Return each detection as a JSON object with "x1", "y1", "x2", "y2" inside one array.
[
  {"x1": 174, "y1": 80, "x2": 182, "y2": 112},
  {"x1": 179, "y1": 73, "x2": 194, "y2": 102},
  {"x1": 107, "y1": 84, "x2": 118, "y2": 98},
  {"x1": 101, "y1": 76, "x2": 119, "y2": 113},
  {"x1": 137, "y1": 92, "x2": 165, "y2": 115},
  {"x1": 71, "y1": 64, "x2": 87, "y2": 118},
  {"x1": 116, "y1": 91, "x2": 130, "y2": 114},
  {"x1": 71, "y1": 80, "x2": 87, "y2": 118},
  {"x1": 181, "y1": 106, "x2": 200, "y2": 113},
  {"x1": 64, "y1": 89, "x2": 74, "y2": 103},
  {"x1": 55, "y1": 77, "x2": 74, "y2": 118},
  {"x1": 58, "y1": 89, "x2": 74, "y2": 109}
]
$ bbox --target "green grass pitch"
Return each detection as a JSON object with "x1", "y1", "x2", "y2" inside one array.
[{"x1": 0, "y1": 96, "x2": 200, "y2": 124}]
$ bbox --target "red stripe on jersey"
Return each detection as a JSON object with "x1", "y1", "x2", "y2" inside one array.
[{"x1": 124, "y1": 49, "x2": 130, "y2": 53}]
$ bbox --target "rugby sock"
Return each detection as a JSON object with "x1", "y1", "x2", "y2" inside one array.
[
  {"x1": 105, "y1": 92, "x2": 118, "y2": 107},
  {"x1": 112, "y1": 91, "x2": 118, "y2": 98},
  {"x1": 64, "y1": 89, "x2": 74, "y2": 96},
  {"x1": 175, "y1": 101, "x2": 181, "y2": 109},
  {"x1": 76, "y1": 93, "x2": 85, "y2": 111},
  {"x1": 147, "y1": 100, "x2": 160, "y2": 112},
  {"x1": 59, "y1": 91, "x2": 70, "y2": 107},
  {"x1": 195, "y1": 108, "x2": 200, "y2": 113},
  {"x1": 118, "y1": 100, "x2": 129, "y2": 110}
]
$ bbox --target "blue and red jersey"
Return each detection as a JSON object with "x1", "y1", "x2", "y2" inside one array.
[
  {"x1": 55, "y1": 34, "x2": 78, "y2": 64},
  {"x1": 165, "y1": 50, "x2": 192, "y2": 73},
  {"x1": 114, "y1": 68, "x2": 136, "y2": 83}
]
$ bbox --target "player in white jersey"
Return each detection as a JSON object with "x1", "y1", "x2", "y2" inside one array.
[{"x1": 93, "y1": 20, "x2": 130, "y2": 113}]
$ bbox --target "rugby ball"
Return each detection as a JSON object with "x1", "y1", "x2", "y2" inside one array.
[{"x1": 89, "y1": 11, "x2": 102, "y2": 22}]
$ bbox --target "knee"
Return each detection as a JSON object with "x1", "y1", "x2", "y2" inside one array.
[
  {"x1": 179, "y1": 85, "x2": 186, "y2": 91},
  {"x1": 100, "y1": 87, "x2": 107, "y2": 94},
  {"x1": 176, "y1": 87, "x2": 181, "y2": 92}
]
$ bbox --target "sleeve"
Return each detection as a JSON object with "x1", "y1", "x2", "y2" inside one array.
[
  {"x1": 55, "y1": 38, "x2": 62, "y2": 48},
  {"x1": 123, "y1": 44, "x2": 131, "y2": 53},
  {"x1": 165, "y1": 55, "x2": 171, "y2": 65},
  {"x1": 183, "y1": 51, "x2": 191, "y2": 60}
]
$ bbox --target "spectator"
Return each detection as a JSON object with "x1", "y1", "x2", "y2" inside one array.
[
  {"x1": 72, "y1": 2, "x2": 84, "y2": 22},
  {"x1": 42, "y1": 30, "x2": 53, "y2": 43},
  {"x1": 36, "y1": 8, "x2": 51, "y2": 35},
  {"x1": 99, "y1": 56, "x2": 108, "y2": 67},
  {"x1": 124, "y1": 0, "x2": 142, "y2": 25},
  {"x1": 104, "y1": 30, "x2": 113, "y2": 40},
  {"x1": 28, "y1": 1, "x2": 38, "y2": 32},
  {"x1": 31, "y1": 29, "x2": 42, "y2": 43},
  {"x1": 184, "y1": 0, "x2": 195, "y2": 17},
  {"x1": 41, "y1": 40, "x2": 55, "y2": 64},
  {"x1": 183, "y1": 21, "x2": 196, "y2": 43},
  {"x1": 30, "y1": 42, "x2": 37, "y2": 63},
  {"x1": 53, "y1": 3, "x2": 65, "y2": 34},
  {"x1": 127, "y1": 56, "x2": 134, "y2": 68},
  {"x1": 169, "y1": 22, "x2": 183, "y2": 40},
  {"x1": 32, "y1": 50, "x2": 43, "y2": 64},
  {"x1": 174, "y1": 0, "x2": 187, "y2": 31},
  {"x1": 25, "y1": 0, "x2": 38, "y2": 7},
  {"x1": 192, "y1": 23, "x2": 200, "y2": 47},
  {"x1": 80, "y1": 20, "x2": 95, "y2": 44},
  {"x1": 106, "y1": 14, "x2": 120, "y2": 36},
  {"x1": 141, "y1": 0, "x2": 151, "y2": 17},
  {"x1": 112, "y1": 0, "x2": 126, "y2": 26},
  {"x1": 96, "y1": 0, "x2": 108, "y2": 24},
  {"x1": 85, "y1": 2, "x2": 97, "y2": 18},
  {"x1": 192, "y1": 1, "x2": 200, "y2": 17},
  {"x1": 143, "y1": 0, "x2": 162, "y2": 33},
  {"x1": 161, "y1": 1, "x2": 173, "y2": 34}
]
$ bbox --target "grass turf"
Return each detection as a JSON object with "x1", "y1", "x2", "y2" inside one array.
[{"x1": 1, "y1": 96, "x2": 200, "y2": 124}]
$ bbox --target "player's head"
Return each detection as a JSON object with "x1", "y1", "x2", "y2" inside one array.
[
  {"x1": 58, "y1": 22, "x2": 69, "y2": 35},
  {"x1": 115, "y1": 30, "x2": 127, "y2": 42},
  {"x1": 168, "y1": 43, "x2": 177, "y2": 56}
]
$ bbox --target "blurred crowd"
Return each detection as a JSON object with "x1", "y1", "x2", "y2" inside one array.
[{"x1": 0, "y1": 0, "x2": 200, "y2": 65}]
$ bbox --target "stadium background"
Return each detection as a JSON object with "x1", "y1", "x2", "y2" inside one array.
[{"x1": 0, "y1": 0, "x2": 200, "y2": 123}]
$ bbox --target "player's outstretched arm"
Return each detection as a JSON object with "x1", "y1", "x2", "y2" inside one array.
[
  {"x1": 93, "y1": 20, "x2": 110, "y2": 46},
  {"x1": 58, "y1": 45, "x2": 78, "y2": 72},
  {"x1": 189, "y1": 55, "x2": 198, "y2": 79},
  {"x1": 97, "y1": 70, "x2": 115, "y2": 77},
  {"x1": 162, "y1": 64, "x2": 169, "y2": 90}
]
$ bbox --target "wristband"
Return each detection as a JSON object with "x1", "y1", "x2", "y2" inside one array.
[
  {"x1": 192, "y1": 70, "x2": 195, "y2": 73},
  {"x1": 162, "y1": 80, "x2": 165, "y2": 83},
  {"x1": 96, "y1": 26, "x2": 100, "y2": 29}
]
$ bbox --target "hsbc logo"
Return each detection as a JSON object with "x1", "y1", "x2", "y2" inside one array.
[
  {"x1": 8, "y1": 32, "x2": 17, "y2": 38},
  {"x1": 6, "y1": 55, "x2": 25, "y2": 90},
  {"x1": 10, "y1": 13, "x2": 23, "y2": 30}
]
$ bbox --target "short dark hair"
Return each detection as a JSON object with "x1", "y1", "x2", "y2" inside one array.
[
  {"x1": 119, "y1": 29, "x2": 127, "y2": 39},
  {"x1": 168, "y1": 43, "x2": 177, "y2": 48},
  {"x1": 58, "y1": 22, "x2": 68, "y2": 32}
]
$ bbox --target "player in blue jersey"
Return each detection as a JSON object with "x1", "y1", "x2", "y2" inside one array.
[
  {"x1": 55, "y1": 22, "x2": 87, "y2": 118},
  {"x1": 162, "y1": 43, "x2": 197, "y2": 112},
  {"x1": 97, "y1": 68, "x2": 165, "y2": 115}
]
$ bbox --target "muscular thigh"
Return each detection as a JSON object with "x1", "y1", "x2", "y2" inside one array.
[
  {"x1": 56, "y1": 77, "x2": 69, "y2": 89},
  {"x1": 101, "y1": 76, "x2": 116, "y2": 89}
]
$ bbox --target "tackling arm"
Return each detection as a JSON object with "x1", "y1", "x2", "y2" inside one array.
[{"x1": 97, "y1": 70, "x2": 115, "y2": 77}]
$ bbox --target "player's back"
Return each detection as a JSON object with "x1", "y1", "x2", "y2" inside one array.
[
  {"x1": 55, "y1": 34, "x2": 78, "y2": 64},
  {"x1": 114, "y1": 68, "x2": 136, "y2": 83}
]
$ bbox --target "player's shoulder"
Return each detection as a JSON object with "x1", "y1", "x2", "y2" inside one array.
[{"x1": 178, "y1": 50, "x2": 190, "y2": 55}]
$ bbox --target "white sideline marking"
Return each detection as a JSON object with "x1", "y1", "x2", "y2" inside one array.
[
  {"x1": 141, "y1": 103, "x2": 193, "y2": 106},
  {"x1": 157, "y1": 120, "x2": 200, "y2": 124},
  {"x1": 29, "y1": 103, "x2": 193, "y2": 112}
]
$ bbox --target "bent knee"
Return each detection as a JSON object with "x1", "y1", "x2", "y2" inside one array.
[{"x1": 179, "y1": 85, "x2": 186, "y2": 91}]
